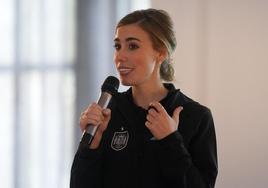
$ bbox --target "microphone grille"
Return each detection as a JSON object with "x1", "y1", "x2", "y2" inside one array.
[{"x1": 101, "y1": 76, "x2": 120, "y2": 94}]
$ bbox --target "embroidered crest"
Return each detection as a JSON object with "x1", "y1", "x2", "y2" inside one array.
[{"x1": 111, "y1": 130, "x2": 129, "y2": 151}]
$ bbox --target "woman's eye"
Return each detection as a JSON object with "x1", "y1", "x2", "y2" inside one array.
[
  {"x1": 113, "y1": 43, "x2": 121, "y2": 50},
  {"x1": 129, "y1": 43, "x2": 139, "y2": 50}
]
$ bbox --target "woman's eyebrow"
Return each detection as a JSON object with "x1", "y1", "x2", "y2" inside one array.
[
  {"x1": 114, "y1": 37, "x2": 141, "y2": 42},
  {"x1": 126, "y1": 37, "x2": 141, "y2": 42}
]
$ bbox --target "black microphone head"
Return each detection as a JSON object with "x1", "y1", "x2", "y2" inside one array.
[{"x1": 101, "y1": 76, "x2": 120, "y2": 95}]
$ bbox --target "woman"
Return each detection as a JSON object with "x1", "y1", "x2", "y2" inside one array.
[{"x1": 71, "y1": 8, "x2": 218, "y2": 188}]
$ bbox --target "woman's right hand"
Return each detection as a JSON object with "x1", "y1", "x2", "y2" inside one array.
[{"x1": 79, "y1": 103, "x2": 111, "y2": 149}]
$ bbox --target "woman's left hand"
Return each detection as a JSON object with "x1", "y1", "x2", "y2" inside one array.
[{"x1": 145, "y1": 102, "x2": 183, "y2": 140}]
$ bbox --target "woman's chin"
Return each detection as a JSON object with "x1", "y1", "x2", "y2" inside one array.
[{"x1": 120, "y1": 79, "x2": 132, "y2": 86}]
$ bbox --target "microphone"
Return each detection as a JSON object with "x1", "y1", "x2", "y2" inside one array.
[{"x1": 80, "y1": 76, "x2": 119, "y2": 147}]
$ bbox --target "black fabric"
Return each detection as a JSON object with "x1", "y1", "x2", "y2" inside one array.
[{"x1": 70, "y1": 84, "x2": 218, "y2": 188}]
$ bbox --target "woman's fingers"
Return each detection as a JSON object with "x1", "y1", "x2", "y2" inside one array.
[
  {"x1": 146, "y1": 101, "x2": 183, "y2": 140},
  {"x1": 149, "y1": 102, "x2": 166, "y2": 114},
  {"x1": 89, "y1": 108, "x2": 111, "y2": 149},
  {"x1": 79, "y1": 103, "x2": 104, "y2": 131}
]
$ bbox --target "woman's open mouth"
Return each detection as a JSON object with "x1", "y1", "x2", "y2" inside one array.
[{"x1": 118, "y1": 67, "x2": 133, "y2": 75}]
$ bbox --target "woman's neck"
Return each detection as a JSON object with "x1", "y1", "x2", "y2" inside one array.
[{"x1": 132, "y1": 82, "x2": 168, "y2": 109}]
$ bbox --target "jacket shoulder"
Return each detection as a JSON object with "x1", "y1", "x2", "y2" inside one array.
[{"x1": 178, "y1": 92, "x2": 212, "y2": 123}]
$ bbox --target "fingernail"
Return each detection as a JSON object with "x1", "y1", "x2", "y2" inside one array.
[{"x1": 148, "y1": 105, "x2": 158, "y2": 112}]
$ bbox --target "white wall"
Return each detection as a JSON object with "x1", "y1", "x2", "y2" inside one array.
[{"x1": 152, "y1": 0, "x2": 268, "y2": 187}]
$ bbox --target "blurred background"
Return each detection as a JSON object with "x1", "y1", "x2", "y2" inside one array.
[{"x1": 0, "y1": 0, "x2": 267, "y2": 188}]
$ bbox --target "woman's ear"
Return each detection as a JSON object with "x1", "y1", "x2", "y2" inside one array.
[{"x1": 157, "y1": 48, "x2": 168, "y2": 64}]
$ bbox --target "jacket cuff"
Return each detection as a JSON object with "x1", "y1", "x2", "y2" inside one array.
[
  {"x1": 157, "y1": 131, "x2": 183, "y2": 146},
  {"x1": 77, "y1": 144, "x2": 102, "y2": 160}
]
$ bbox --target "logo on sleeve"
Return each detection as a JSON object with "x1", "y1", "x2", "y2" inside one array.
[{"x1": 111, "y1": 128, "x2": 129, "y2": 151}]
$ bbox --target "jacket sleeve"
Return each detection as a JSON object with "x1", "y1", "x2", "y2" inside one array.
[
  {"x1": 70, "y1": 144, "x2": 103, "y2": 188},
  {"x1": 156, "y1": 108, "x2": 218, "y2": 188}
]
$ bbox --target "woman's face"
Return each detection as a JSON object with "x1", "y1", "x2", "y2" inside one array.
[{"x1": 113, "y1": 24, "x2": 161, "y2": 86}]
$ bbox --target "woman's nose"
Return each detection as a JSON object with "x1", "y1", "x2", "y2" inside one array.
[{"x1": 114, "y1": 49, "x2": 127, "y2": 63}]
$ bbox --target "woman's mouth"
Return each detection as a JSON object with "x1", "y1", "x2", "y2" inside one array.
[{"x1": 118, "y1": 67, "x2": 133, "y2": 75}]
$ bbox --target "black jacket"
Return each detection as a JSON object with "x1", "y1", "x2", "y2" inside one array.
[{"x1": 70, "y1": 84, "x2": 218, "y2": 188}]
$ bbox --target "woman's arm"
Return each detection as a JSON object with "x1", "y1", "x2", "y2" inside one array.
[
  {"x1": 156, "y1": 108, "x2": 218, "y2": 188},
  {"x1": 70, "y1": 146, "x2": 103, "y2": 188}
]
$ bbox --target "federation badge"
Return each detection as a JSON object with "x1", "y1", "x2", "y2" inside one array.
[{"x1": 111, "y1": 130, "x2": 129, "y2": 151}]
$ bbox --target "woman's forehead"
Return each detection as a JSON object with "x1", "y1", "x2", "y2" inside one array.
[{"x1": 114, "y1": 24, "x2": 150, "y2": 42}]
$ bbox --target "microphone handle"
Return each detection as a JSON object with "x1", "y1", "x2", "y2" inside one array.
[{"x1": 80, "y1": 92, "x2": 112, "y2": 147}]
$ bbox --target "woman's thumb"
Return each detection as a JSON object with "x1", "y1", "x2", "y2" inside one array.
[
  {"x1": 172, "y1": 106, "x2": 183, "y2": 124},
  {"x1": 103, "y1": 108, "x2": 111, "y2": 116}
]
